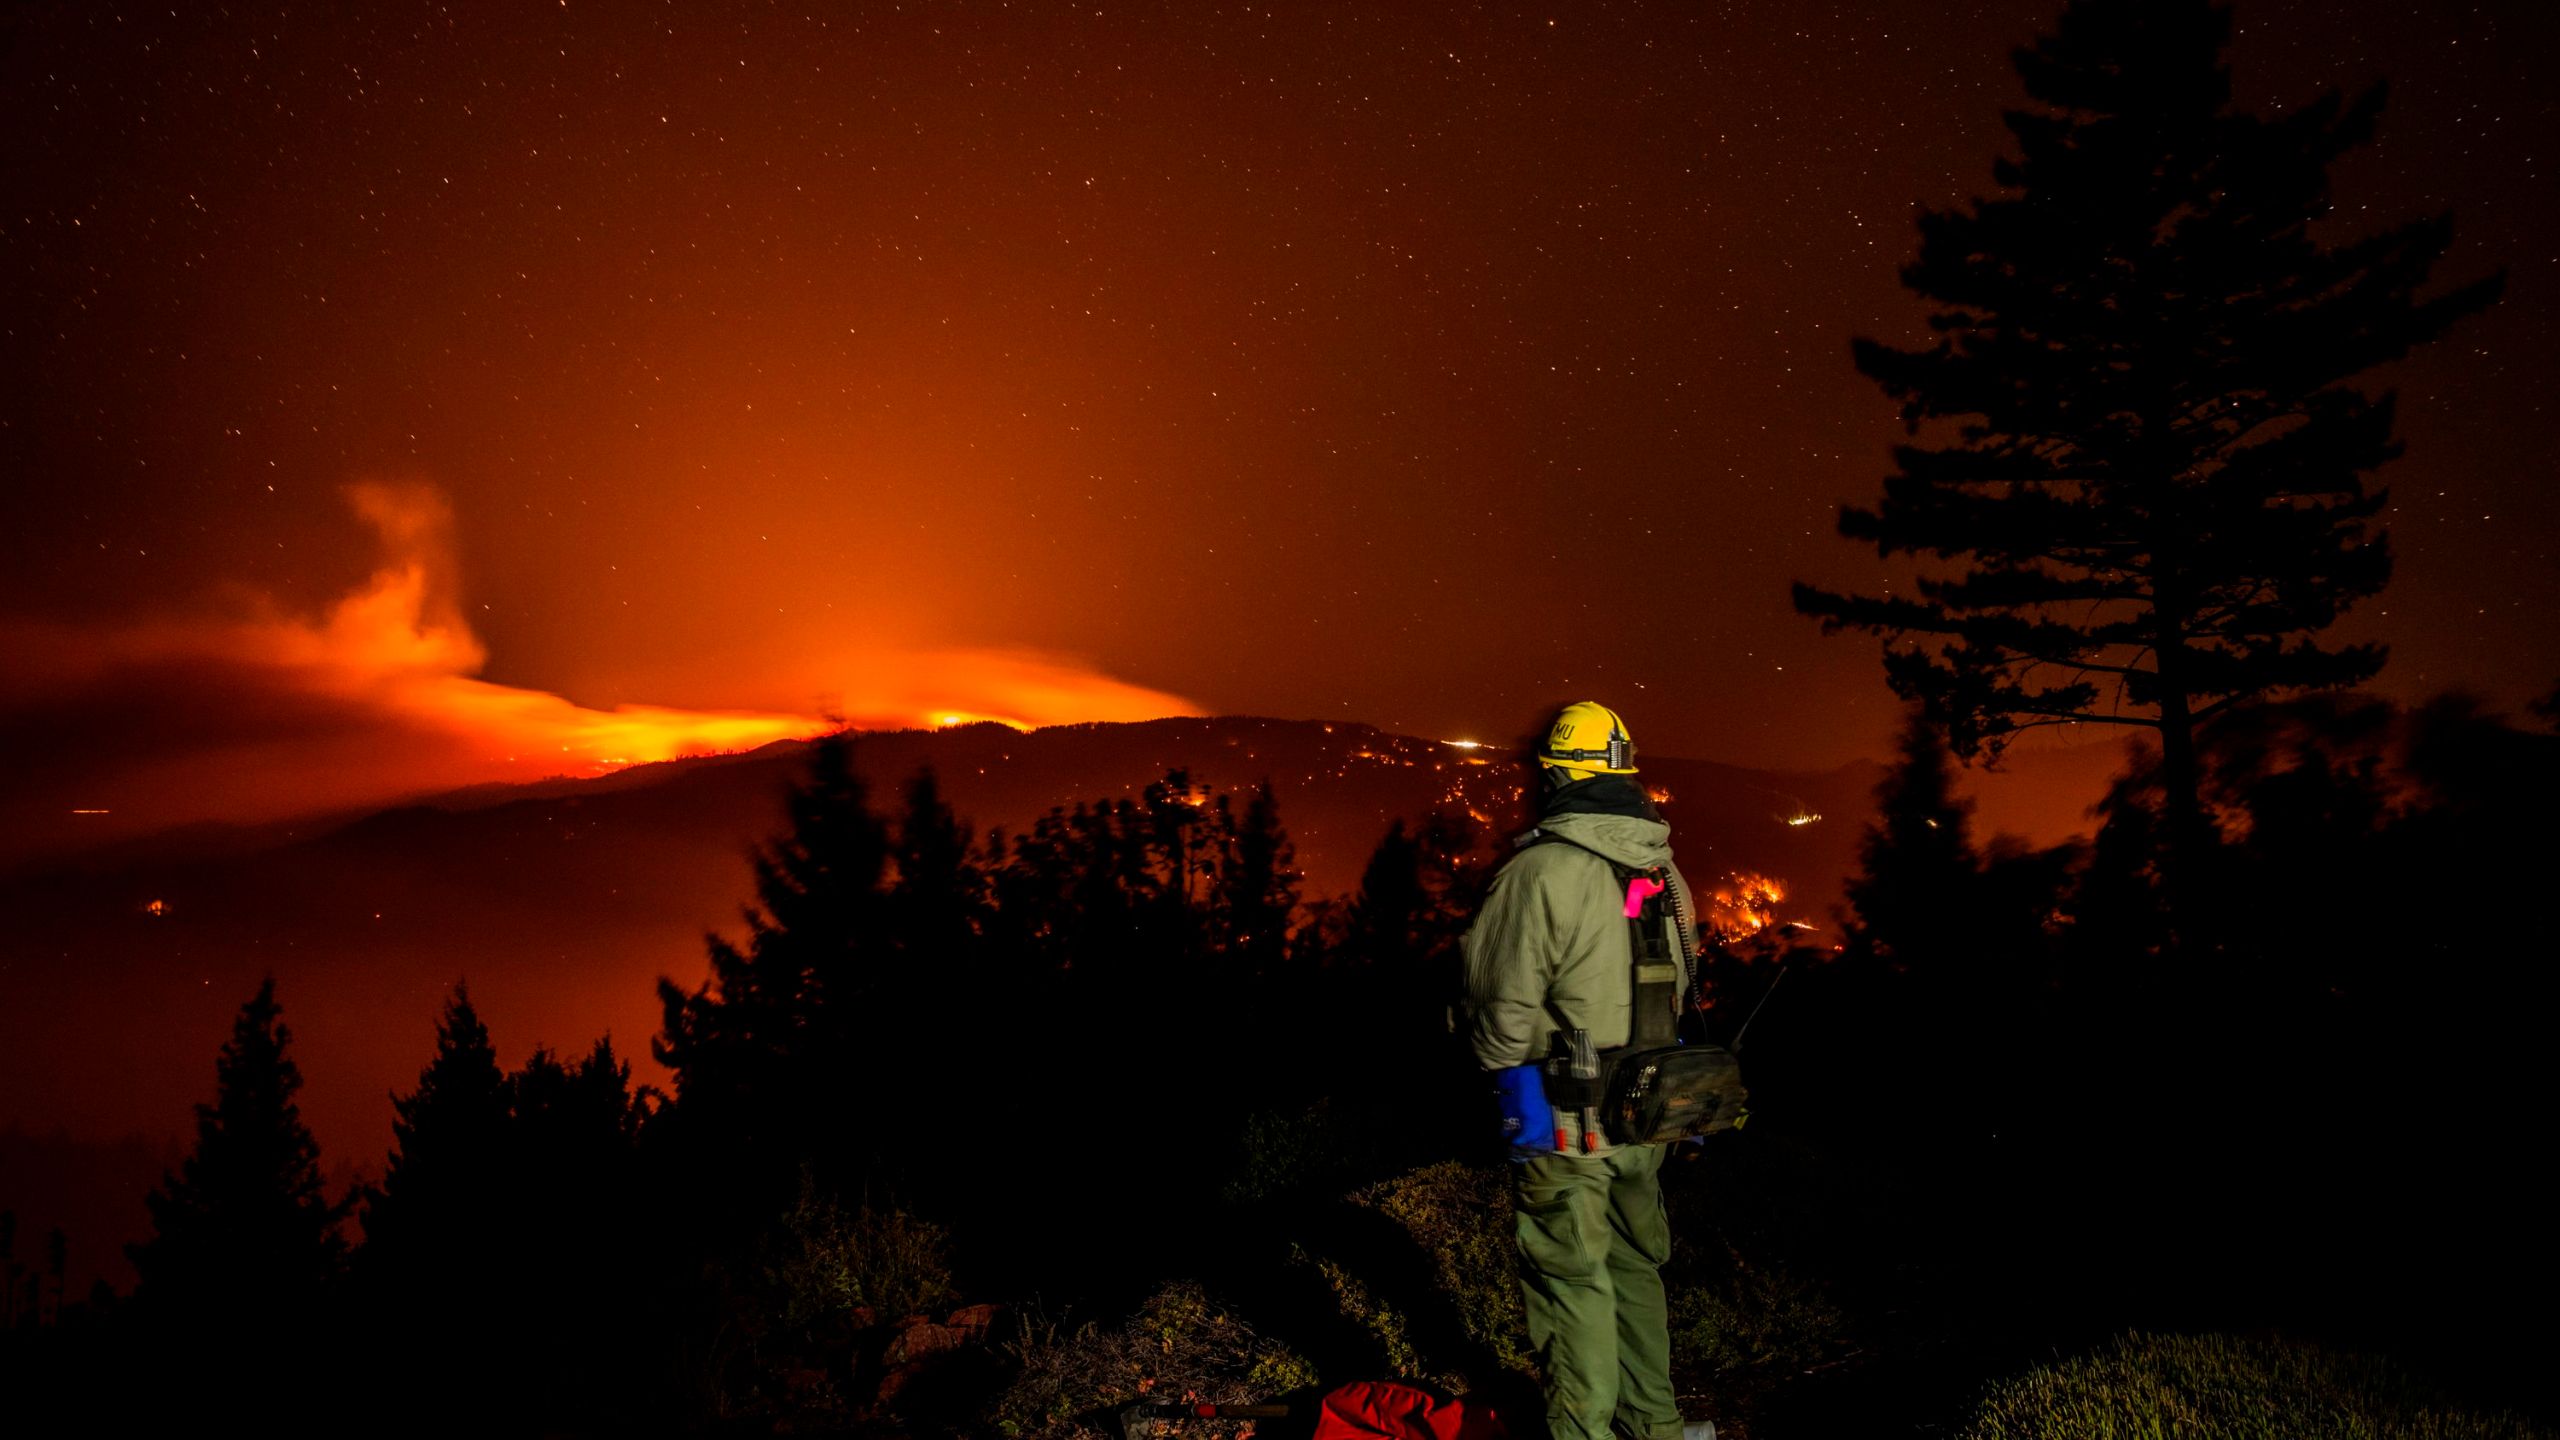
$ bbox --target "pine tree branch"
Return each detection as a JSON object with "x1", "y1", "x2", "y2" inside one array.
[
  {"x1": 2002, "y1": 715, "x2": 2155, "y2": 735},
  {"x1": 2007, "y1": 705, "x2": 2157, "y2": 727}
]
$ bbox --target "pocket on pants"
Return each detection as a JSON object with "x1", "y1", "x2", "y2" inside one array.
[
  {"x1": 1515, "y1": 1178, "x2": 1608, "y2": 1281},
  {"x1": 1609, "y1": 1156, "x2": 1673, "y2": 1268}
]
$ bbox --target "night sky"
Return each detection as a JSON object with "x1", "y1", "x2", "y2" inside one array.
[{"x1": 6, "y1": 0, "x2": 2553, "y2": 857}]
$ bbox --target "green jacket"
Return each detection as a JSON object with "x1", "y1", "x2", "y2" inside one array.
[{"x1": 1461, "y1": 809, "x2": 1697, "y2": 1073}]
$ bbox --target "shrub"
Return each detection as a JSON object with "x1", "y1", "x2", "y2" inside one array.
[
  {"x1": 1331, "y1": 1147, "x2": 1853, "y2": 1383},
  {"x1": 1222, "y1": 1101, "x2": 1348, "y2": 1206},
  {"x1": 1344, "y1": 1162, "x2": 1535, "y2": 1381},
  {"x1": 1311, "y1": 1159, "x2": 1846, "y2": 1394},
  {"x1": 1959, "y1": 1332, "x2": 2552, "y2": 1440},
  {"x1": 990, "y1": 1282, "x2": 1318, "y2": 1439},
  {"x1": 1293, "y1": 1244, "x2": 1426, "y2": 1381},
  {"x1": 761, "y1": 1170, "x2": 955, "y2": 1334}
]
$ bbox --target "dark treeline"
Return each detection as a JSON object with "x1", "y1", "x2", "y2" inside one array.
[
  {"x1": 1736, "y1": 693, "x2": 2560, "y2": 1428},
  {"x1": 645, "y1": 747, "x2": 1491, "y2": 1298},
  {"x1": 0, "y1": 737, "x2": 1501, "y2": 1431},
  {"x1": 8, "y1": 695, "x2": 2554, "y2": 1435}
]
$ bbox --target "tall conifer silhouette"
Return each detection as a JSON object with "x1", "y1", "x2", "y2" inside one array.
[
  {"x1": 656, "y1": 731, "x2": 889, "y2": 1192},
  {"x1": 888, "y1": 767, "x2": 984, "y2": 977},
  {"x1": 365, "y1": 984, "x2": 509, "y2": 1271},
  {"x1": 130, "y1": 979, "x2": 344, "y2": 1324},
  {"x1": 1217, "y1": 781, "x2": 1299, "y2": 974},
  {"x1": 1845, "y1": 715, "x2": 1983, "y2": 970},
  {"x1": 1795, "y1": 0, "x2": 2501, "y2": 914}
]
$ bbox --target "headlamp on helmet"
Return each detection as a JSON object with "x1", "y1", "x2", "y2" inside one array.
[{"x1": 1538, "y1": 701, "x2": 1638, "y2": 776}]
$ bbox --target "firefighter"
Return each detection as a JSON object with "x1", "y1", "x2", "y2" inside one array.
[{"x1": 1462, "y1": 702, "x2": 1702, "y2": 1440}]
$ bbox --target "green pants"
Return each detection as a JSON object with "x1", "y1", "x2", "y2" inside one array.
[{"x1": 1512, "y1": 1145, "x2": 1679, "y2": 1440}]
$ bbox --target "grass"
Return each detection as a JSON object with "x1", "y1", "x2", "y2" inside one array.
[
  {"x1": 1665, "y1": 1238, "x2": 1845, "y2": 1383},
  {"x1": 1959, "y1": 1332, "x2": 2552, "y2": 1440},
  {"x1": 989, "y1": 1282, "x2": 1317, "y2": 1439},
  {"x1": 1342, "y1": 1161, "x2": 1536, "y2": 1382}
]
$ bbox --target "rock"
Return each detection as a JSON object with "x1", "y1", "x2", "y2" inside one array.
[
  {"x1": 883, "y1": 1319, "x2": 972, "y2": 1367},
  {"x1": 874, "y1": 1360, "x2": 923, "y2": 1405},
  {"x1": 874, "y1": 1304, "x2": 999, "y2": 1408}
]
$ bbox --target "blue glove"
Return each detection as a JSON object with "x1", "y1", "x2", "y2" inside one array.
[{"x1": 1492, "y1": 1064, "x2": 1555, "y2": 1157}]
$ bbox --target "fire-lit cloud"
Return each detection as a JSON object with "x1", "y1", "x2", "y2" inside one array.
[{"x1": 0, "y1": 484, "x2": 1196, "y2": 865}]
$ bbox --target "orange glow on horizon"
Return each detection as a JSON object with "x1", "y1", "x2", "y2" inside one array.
[
  {"x1": 291, "y1": 485, "x2": 1193, "y2": 770},
  {"x1": 3, "y1": 483, "x2": 1198, "y2": 847},
  {"x1": 301, "y1": 485, "x2": 1202, "y2": 768}
]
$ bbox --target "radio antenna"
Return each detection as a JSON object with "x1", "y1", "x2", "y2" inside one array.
[{"x1": 1730, "y1": 963, "x2": 1791, "y2": 1054}]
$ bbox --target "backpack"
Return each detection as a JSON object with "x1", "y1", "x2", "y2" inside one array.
[
  {"x1": 1310, "y1": 1380, "x2": 1509, "y2": 1440},
  {"x1": 1524, "y1": 831, "x2": 1750, "y2": 1147}
]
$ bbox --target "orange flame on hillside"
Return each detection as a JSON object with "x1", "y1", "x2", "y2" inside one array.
[{"x1": 1704, "y1": 871, "x2": 1789, "y2": 942}]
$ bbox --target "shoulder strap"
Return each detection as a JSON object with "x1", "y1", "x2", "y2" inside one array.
[{"x1": 1519, "y1": 831, "x2": 1683, "y2": 1049}]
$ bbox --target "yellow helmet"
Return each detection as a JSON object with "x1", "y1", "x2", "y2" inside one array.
[{"x1": 1539, "y1": 700, "x2": 1637, "y2": 776}]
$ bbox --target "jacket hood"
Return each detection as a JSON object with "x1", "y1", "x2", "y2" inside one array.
[{"x1": 1533, "y1": 809, "x2": 1673, "y2": 871}]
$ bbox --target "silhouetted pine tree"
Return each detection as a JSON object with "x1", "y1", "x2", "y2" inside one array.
[
  {"x1": 505, "y1": 1037, "x2": 646, "y2": 1405},
  {"x1": 41, "y1": 1227, "x2": 63, "y2": 1327},
  {"x1": 1343, "y1": 810, "x2": 1486, "y2": 974},
  {"x1": 1324, "y1": 811, "x2": 1488, "y2": 1154},
  {"x1": 986, "y1": 769, "x2": 1238, "y2": 985},
  {"x1": 656, "y1": 731, "x2": 890, "y2": 1192},
  {"x1": 883, "y1": 768, "x2": 986, "y2": 1069},
  {"x1": 1139, "y1": 769, "x2": 1224, "y2": 967},
  {"x1": 358, "y1": 999, "x2": 647, "y2": 1420},
  {"x1": 1344, "y1": 820, "x2": 1426, "y2": 971},
  {"x1": 1830, "y1": 715, "x2": 2080, "y2": 1150},
  {"x1": 1794, "y1": 0, "x2": 2501, "y2": 921},
  {"x1": 1216, "y1": 781, "x2": 1299, "y2": 975},
  {"x1": 363, "y1": 985, "x2": 509, "y2": 1279},
  {"x1": 888, "y1": 767, "x2": 983, "y2": 971},
  {"x1": 129, "y1": 979, "x2": 345, "y2": 1327},
  {"x1": 1845, "y1": 714, "x2": 1983, "y2": 970},
  {"x1": 509, "y1": 1040, "x2": 643, "y2": 1233}
]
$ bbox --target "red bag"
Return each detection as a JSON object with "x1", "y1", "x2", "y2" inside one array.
[{"x1": 1309, "y1": 1381, "x2": 1508, "y2": 1440}]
